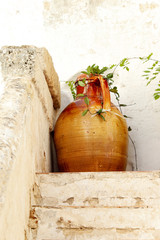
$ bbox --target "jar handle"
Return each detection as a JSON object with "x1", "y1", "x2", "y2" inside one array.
[{"x1": 98, "y1": 76, "x2": 111, "y2": 110}]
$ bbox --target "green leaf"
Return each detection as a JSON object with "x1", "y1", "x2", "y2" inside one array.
[
  {"x1": 150, "y1": 76, "x2": 156, "y2": 80},
  {"x1": 81, "y1": 71, "x2": 88, "y2": 74},
  {"x1": 144, "y1": 70, "x2": 150, "y2": 73},
  {"x1": 153, "y1": 63, "x2": 157, "y2": 67},
  {"x1": 94, "y1": 65, "x2": 99, "y2": 73},
  {"x1": 66, "y1": 80, "x2": 76, "y2": 100},
  {"x1": 110, "y1": 87, "x2": 118, "y2": 94},
  {"x1": 99, "y1": 114, "x2": 106, "y2": 121},
  {"x1": 109, "y1": 64, "x2": 116, "y2": 69},
  {"x1": 123, "y1": 115, "x2": 132, "y2": 119},
  {"x1": 107, "y1": 73, "x2": 113, "y2": 79},
  {"x1": 84, "y1": 97, "x2": 89, "y2": 106},
  {"x1": 147, "y1": 53, "x2": 153, "y2": 60},
  {"x1": 146, "y1": 81, "x2": 151, "y2": 86},
  {"x1": 154, "y1": 94, "x2": 160, "y2": 100},
  {"x1": 153, "y1": 72, "x2": 159, "y2": 75},
  {"x1": 154, "y1": 92, "x2": 160, "y2": 96},
  {"x1": 120, "y1": 104, "x2": 127, "y2": 107},
  {"x1": 82, "y1": 65, "x2": 109, "y2": 76},
  {"x1": 128, "y1": 126, "x2": 132, "y2": 131},
  {"x1": 156, "y1": 67, "x2": 160, "y2": 71},
  {"x1": 108, "y1": 78, "x2": 114, "y2": 86},
  {"x1": 120, "y1": 58, "x2": 127, "y2": 67},
  {"x1": 82, "y1": 109, "x2": 89, "y2": 116},
  {"x1": 76, "y1": 94, "x2": 84, "y2": 97},
  {"x1": 155, "y1": 88, "x2": 160, "y2": 91},
  {"x1": 97, "y1": 108, "x2": 103, "y2": 114},
  {"x1": 125, "y1": 66, "x2": 129, "y2": 71},
  {"x1": 99, "y1": 67, "x2": 108, "y2": 74},
  {"x1": 78, "y1": 81, "x2": 85, "y2": 87},
  {"x1": 87, "y1": 65, "x2": 91, "y2": 74}
]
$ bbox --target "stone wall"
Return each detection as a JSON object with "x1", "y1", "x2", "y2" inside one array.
[{"x1": 0, "y1": 46, "x2": 60, "y2": 240}]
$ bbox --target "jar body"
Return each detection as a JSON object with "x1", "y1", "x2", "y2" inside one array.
[{"x1": 54, "y1": 76, "x2": 128, "y2": 171}]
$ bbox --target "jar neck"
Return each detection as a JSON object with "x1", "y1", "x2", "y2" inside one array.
[
  {"x1": 76, "y1": 76, "x2": 102, "y2": 98},
  {"x1": 75, "y1": 74, "x2": 111, "y2": 111}
]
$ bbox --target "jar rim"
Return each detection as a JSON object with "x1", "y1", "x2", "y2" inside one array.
[{"x1": 75, "y1": 74, "x2": 103, "y2": 86}]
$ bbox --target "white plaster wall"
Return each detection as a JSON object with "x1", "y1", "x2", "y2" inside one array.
[{"x1": 0, "y1": 0, "x2": 160, "y2": 170}]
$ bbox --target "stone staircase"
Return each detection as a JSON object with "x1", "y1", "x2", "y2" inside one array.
[
  {"x1": 1, "y1": 46, "x2": 160, "y2": 240},
  {"x1": 29, "y1": 172, "x2": 160, "y2": 240}
]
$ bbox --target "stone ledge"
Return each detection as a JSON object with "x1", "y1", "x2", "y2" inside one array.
[
  {"x1": 30, "y1": 172, "x2": 160, "y2": 240},
  {"x1": 33, "y1": 171, "x2": 160, "y2": 208}
]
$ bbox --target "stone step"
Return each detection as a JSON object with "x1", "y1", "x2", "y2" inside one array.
[{"x1": 30, "y1": 172, "x2": 160, "y2": 240}]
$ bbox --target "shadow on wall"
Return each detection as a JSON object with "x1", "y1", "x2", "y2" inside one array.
[{"x1": 50, "y1": 132, "x2": 59, "y2": 172}]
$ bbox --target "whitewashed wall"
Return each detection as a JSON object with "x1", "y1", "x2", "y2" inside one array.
[{"x1": 0, "y1": 0, "x2": 160, "y2": 170}]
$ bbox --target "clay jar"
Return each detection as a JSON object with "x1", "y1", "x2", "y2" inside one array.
[{"x1": 54, "y1": 74, "x2": 128, "y2": 172}]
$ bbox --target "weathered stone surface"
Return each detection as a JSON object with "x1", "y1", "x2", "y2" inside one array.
[
  {"x1": 30, "y1": 172, "x2": 160, "y2": 240},
  {"x1": 31, "y1": 207, "x2": 160, "y2": 240},
  {"x1": 36, "y1": 47, "x2": 60, "y2": 109},
  {"x1": 33, "y1": 206, "x2": 160, "y2": 229},
  {"x1": 33, "y1": 172, "x2": 160, "y2": 208},
  {"x1": 31, "y1": 228, "x2": 160, "y2": 240},
  {"x1": 0, "y1": 46, "x2": 60, "y2": 122},
  {"x1": 0, "y1": 46, "x2": 60, "y2": 240}
]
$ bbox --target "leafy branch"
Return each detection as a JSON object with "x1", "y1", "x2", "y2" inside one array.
[
  {"x1": 110, "y1": 53, "x2": 160, "y2": 100},
  {"x1": 66, "y1": 56, "x2": 160, "y2": 171},
  {"x1": 81, "y1": 64, "x2": 108, "y2": 75},
  {"x1": 66, "y1": 64, "x2": 131, "y2": 121},
  {"x1": 66, "y1": 80, "x2": 76, "y2": 100}
]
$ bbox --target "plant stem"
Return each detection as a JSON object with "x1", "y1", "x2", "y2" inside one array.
[
  {"x1": 112, "y1": 57, "x2": 160, "y2": 75},
  {"x1": 129, "y1": 135, "x2": 138, "y2": 171},
  {"x1": 114, "y1": 92, "x2": 138, "y2": 170}
]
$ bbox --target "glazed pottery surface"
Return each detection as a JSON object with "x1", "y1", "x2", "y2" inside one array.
[{"x1": 54, "y1": 74, "x2": 128, "y2": 172}]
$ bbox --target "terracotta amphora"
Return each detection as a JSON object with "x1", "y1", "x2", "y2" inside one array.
[{"x1": 54, "y1": 74, "x2": 128, "y2": 171}]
